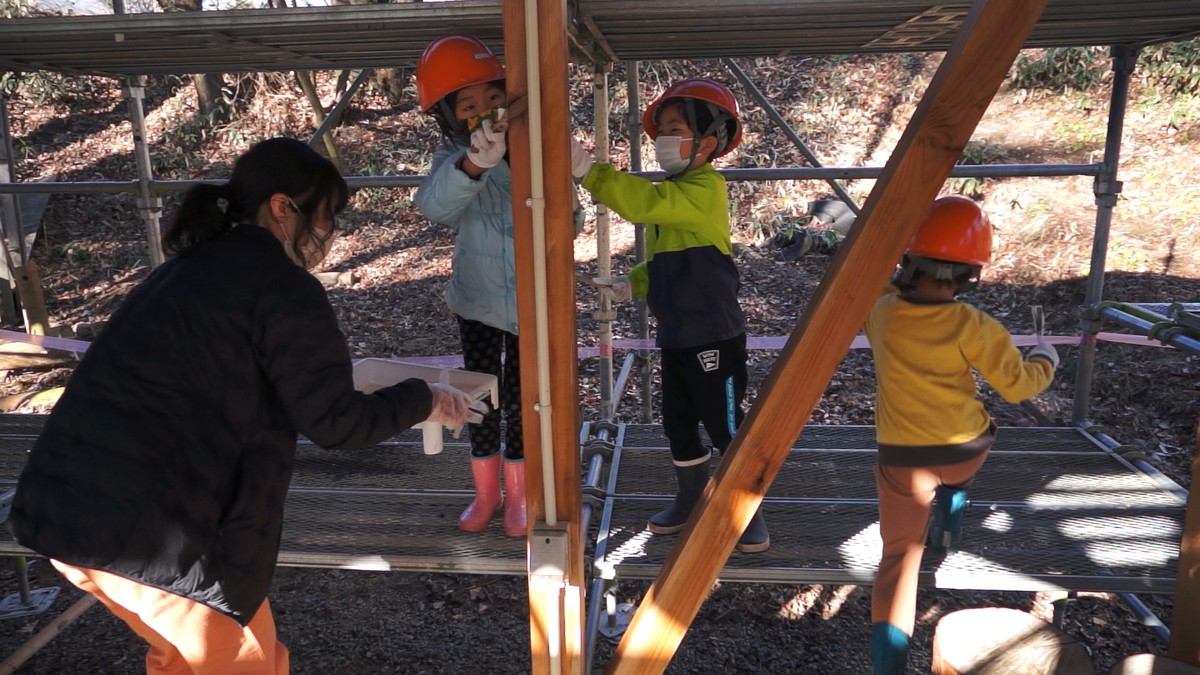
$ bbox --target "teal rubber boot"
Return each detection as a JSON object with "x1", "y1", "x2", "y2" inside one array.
[
  {"x1": 870, "y1": 622, "x2": 910, "y2": 675},
  {"x1": 927, "y1": 485, "x2": 970, "y2": 552}
]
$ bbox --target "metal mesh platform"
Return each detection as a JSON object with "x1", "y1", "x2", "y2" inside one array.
[
  {"x1": 0, "y1": 415, "x2": 525, "y2": 573},
  {"x1": 0, "y1": 415, "x2": 1188, "y2": 593},
  {"x1": 595, "y1": 424, "x2": 1186, "y2": 593}
]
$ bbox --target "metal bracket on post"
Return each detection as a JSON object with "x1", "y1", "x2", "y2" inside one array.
[
  {"x1": 1079, "y1": 302, "x2": 1103, "y2": 339},
  {"x1": 1092, "y1": 178, "x2": 1122, "y2": 208}
]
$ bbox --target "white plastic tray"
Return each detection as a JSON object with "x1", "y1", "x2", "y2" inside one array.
[{"x1": 352, "y1": 358, "x2": 499, "y2": 454}]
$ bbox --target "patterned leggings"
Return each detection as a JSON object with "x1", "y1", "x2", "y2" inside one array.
[{"x1": 457, "y1": 316, "x2": 523, "y2": 459}]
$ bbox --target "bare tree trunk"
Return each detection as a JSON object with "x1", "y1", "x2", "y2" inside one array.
[
  {"x1": 156, "y1": 0, "x2": 229, "y2": 122},
  {"x1": 192, "y1": 74, "x2": 228, "y2": 122},
  {"x1": 294, "y1": 71, "x2": 344, "y2": 171}
]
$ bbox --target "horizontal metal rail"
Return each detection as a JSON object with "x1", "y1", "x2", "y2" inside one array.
[{"x1": 0, "y1": 163, "x2": 1104, "y2": 196}]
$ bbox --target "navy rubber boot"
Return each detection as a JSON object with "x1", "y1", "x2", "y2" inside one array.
[
  {"x1": 736, "y1": 506, "x2": 770, "y2": 553},
  {"x1": 870, "y1": 622, "x2": 910, "y2": 675},
  {"x1": 647, "y1": 455, "x2": 711, "y2": 534},
  {"x1": 927, "y1": 485, "x2": 970, "y2": 552}
]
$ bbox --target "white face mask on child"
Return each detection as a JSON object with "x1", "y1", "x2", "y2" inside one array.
[{"x1": 654, "y1": 136, "x2": 693, "y2": 176}]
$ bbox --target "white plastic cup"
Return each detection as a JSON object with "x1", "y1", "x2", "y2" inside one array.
[{"x1": 420, "y1": 421, "x2": 444, "y2": 455}]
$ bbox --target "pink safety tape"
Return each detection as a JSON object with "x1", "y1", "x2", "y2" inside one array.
[{"x1": 0, "y1": 329, "x2": 1169, "y2": 366}]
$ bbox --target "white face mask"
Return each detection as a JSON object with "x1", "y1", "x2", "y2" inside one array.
[
  {"x1": 654, "y1": 136, "x2": 693, "y2": 176},
  {"x1": 279, "y1": 198, "x2": 335, "y2": 270},
  {"x1": 299, "y1": 231, "x2": 334, "y2": 270}
]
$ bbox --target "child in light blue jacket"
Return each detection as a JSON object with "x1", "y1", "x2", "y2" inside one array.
[{"x1": 413, "y1": 35, "x2": 581, "y2": 538}]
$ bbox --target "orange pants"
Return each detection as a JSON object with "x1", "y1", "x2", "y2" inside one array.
[
  {"x1": 870, "y1": 453, "x2": 989, "y2": 635},
  {"x1": 52, "y1": 560, "x2": 289, "y2": 674}
]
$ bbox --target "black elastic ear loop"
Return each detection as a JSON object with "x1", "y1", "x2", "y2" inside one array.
[{"x1": 676, "y1": 99, "x2": 702, "y2": 180}]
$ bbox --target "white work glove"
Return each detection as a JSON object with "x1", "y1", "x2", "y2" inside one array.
[
  {"x1": 592, "y1": 275, "x2": 632, "y2": 303},
  {"x1": 569, "y1": 136, "x2": 595, "y2": 181},
  {"x1": 466, "y1": 117, "x2": 506, "y2": 169},
  {"x1": 426, "y1": 381, "x2": 477, "y2": 428},
  {"x1": 1026, "y1": 341, "x2": 1060, "y2": 370}
]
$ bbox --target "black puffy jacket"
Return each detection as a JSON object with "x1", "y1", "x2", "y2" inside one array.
[{"x1": 11, "y1": 224, "x2": 431, "y2": 625}]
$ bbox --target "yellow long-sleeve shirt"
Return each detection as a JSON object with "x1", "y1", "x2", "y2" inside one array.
[{"x1": 863, "y1": 287, "x2": 1054, "y2": 456}]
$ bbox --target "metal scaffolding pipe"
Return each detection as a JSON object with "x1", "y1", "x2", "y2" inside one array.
[
  {"x1": 1119, "y1": 592, "x2": 1171, "y2": 644},
  {"x1": 0, "y1": 174, "x2": 426, "y2": 195},
  {"x1": 625, "y1": 60, "x2": 653, "y2": 423},
  {"x1": 1072, "y1": 46, "x2": 1138, "y2": 424},
  {"x1": 307, "y1": 68, "x2": 371, "y2": 149},
  {"x1": 722, "y1": 57, "x2": 860, "y2": 215},
  {"x1": 594, "y1": 65, "x2": 615, "y2": 420},
  {"x1": 0, "y1": 162, "x2": 1103, "y2": 197},
  {"x1": 125, "y1": 76, "x2": 165, "y2": 267}
]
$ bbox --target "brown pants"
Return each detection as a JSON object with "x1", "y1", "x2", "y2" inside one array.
[
  {"x1": 52, "y1": 560, "x2": 289, "y2": 674},
  {"x1": 870, "y1": 453, "x2": 989, "y2": 635}
]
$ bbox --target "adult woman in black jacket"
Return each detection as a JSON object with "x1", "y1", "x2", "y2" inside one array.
[{"x1": 9, "y1": 137, "x2": 474, "y2": 674}]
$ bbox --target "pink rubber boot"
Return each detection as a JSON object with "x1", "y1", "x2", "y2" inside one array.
[
  {"x1": 503, "y1": 457, "x2": 527, "y2": 538},
  {"x1": 459, "y1": 452, "x2": 503, "y2": 532}
]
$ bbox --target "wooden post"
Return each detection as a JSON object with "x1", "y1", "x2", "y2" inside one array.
[
  {"x1": 606, "y1": 1, "x2": 1048, "y2": 672},
  {"x1": 931, "y1": 608, "x2": 1094, "y2": 674},
  {"x1": 1168, "y1": 417, "x2": 1200, "y2": 665},
  {"x1": 503, "y1": 0, "x2": 586, "y2": 672},
  {"x1": 14, "y1": 261, "x2": 50, "y2": 336}
]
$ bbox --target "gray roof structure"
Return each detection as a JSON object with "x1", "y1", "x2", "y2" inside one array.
[{"x1": 1, "y1": 0, "x2": 1200, "y2": 78}]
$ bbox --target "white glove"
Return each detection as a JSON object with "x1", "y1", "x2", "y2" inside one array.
[
  {"x1": 570, "y1": 136, "x2": 595, "y2": 181},
  {"x1": 466, "y1": 118, "x2": 506, "y2": 169},
  {"x1": 426, "y1": 382, "x2": 475, "y2": 428},
  {"x1": 1026, "y1": 341, "x2": 1060, "y2": 370},
  {"x1": 593, "y1": 275, "x2": 632, "y2": 303}
]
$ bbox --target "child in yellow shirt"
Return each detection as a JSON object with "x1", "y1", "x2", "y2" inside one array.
[{"x1": 863, "y1": 196, "x2": 1059, "y2": 673}]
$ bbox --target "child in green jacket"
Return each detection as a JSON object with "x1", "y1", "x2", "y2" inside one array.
[{"x1": 570, "y1": 79, "x2": 768, "y2": 553}]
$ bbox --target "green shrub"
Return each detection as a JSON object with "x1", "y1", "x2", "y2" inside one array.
[
  {"x1": 0, "y1": 0, "x2": 107, "y2": 104},
  {"x1": 1139, "y1": 39, "x2": 1200, "y2": 96},
  {"x1": 1011, "y1": 47, "x2": 1108, "y2": 93}
]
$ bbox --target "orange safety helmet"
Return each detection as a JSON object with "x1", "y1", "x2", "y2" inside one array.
[
  {"x1": 642, "y1": 79, "x2": 743, "y2": 158},
  {"x1": 415, "y1": 35, "x2": 505, "y2": 113},
  {"x1": 906, "y1": 196, "x2": 993, "y2": 266}
]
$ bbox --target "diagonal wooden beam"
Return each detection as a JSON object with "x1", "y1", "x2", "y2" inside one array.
[{"x1": 606, "y1": 1, "x2": 1048, "y2": 672}]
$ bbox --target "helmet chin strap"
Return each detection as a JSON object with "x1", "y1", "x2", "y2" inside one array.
[{"x1": 436, "y1": 99, "x2": 469, "y2": 142}]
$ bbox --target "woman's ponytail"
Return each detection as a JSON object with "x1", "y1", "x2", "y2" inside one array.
[
  {"x1": 162, "y1": 138, "x2": 346, "y2": 259},
  {"x1": 163, "y1": 183, "x2": 234, "y2": 257}
]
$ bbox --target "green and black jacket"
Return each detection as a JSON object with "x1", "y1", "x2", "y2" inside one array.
[{"x1": 582, "y1": 163, "x2": 745, "y2": 348}]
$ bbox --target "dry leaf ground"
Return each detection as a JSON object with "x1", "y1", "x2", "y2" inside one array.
[{"x1": 1, "y1": 53, "x2": 1198, "y2": 673}]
